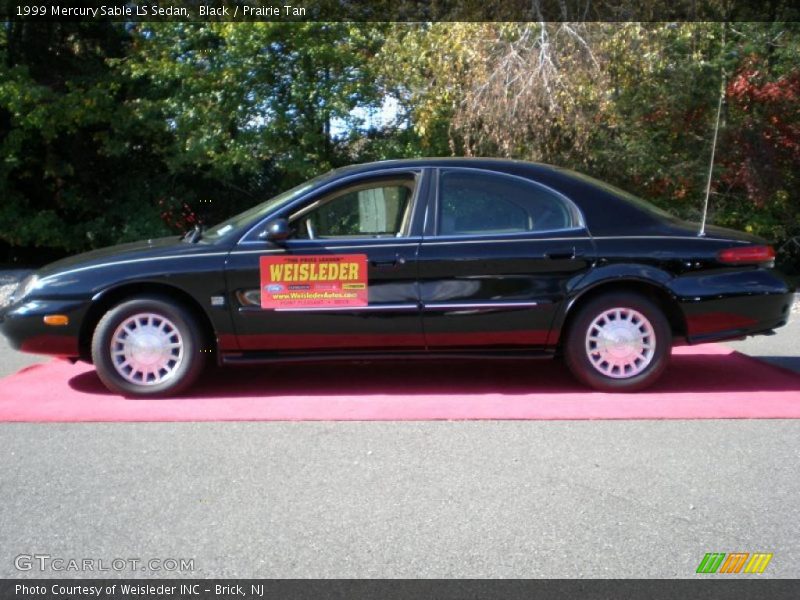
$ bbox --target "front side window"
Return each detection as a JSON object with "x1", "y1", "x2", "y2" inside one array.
[
  {"x1": 438, "y1": 170, "x2": 577, "y2": 236},
  {"x1": 292, "y1": 181, "x2": 414, "y2": 240}
]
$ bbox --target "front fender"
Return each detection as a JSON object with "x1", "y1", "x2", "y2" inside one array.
[{"x1": 33, "y1": 252, "x2": 234, "y2": 358}]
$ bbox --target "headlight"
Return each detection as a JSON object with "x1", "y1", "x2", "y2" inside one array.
[{"x1": 12, "y1": 274, "x2": 39, "y2": 302}]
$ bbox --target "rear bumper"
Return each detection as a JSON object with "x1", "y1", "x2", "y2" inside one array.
[
  {"x1": 684, "y1": 311, "x2": 791, "y2": 344},
  {"x1": 672, "y1": 269, "x2": 794, "y2": 344},
  {"x1": 0, "y1": 298, "x2": 89, "y2": 358}
]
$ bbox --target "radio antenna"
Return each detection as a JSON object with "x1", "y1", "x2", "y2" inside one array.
[
  {"x1": 699, "y1": 27, "x2": 728, "y2": 237},
  {"x1": 699, "y1": 79, "x2": 725, "y2": 237}
]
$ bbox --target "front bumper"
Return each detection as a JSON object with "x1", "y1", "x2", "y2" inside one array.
[{"x1": 0, "y1": 298, "x2": 90, "y2": 358}]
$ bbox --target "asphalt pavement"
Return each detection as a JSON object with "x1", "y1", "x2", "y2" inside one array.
[
  {"x1": 0, "y1": 269, "x2": 798, "y2": 578},
  {"x1": 1, "y1": 419, "x2": 799, "y2": 578}
]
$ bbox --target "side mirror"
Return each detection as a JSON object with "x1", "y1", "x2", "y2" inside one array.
[{"x1": 262, "y1": 218, "x2": 290, "y2": 242}]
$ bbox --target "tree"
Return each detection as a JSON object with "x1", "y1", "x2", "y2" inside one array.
[
  {"x1": 0, "y1": 22, "x2": 389, "y2": 254},
  {"x1": 380, "y1": 21, "x2": 800, "y2": 255},
  {"x1": 0, "y1": 21, "x2": 173, "y2": 252}
]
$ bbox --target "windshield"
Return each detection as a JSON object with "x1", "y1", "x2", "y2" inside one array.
[{"x1": 202, "y1": 172, "x2": 332, "y2": 240}]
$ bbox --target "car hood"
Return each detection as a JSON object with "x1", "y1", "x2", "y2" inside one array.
[{"x1": 36, "y1": 236, "x2": 203, "y2": 279}]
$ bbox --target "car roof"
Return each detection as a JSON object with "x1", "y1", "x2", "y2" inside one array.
[
  {"x1": 329, "y1": 157, "x2": 556, "y2": 177},
  {"x1": 327, "y1": 158, "x2": 679, "y2": 234}
]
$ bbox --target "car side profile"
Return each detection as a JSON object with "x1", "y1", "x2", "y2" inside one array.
[{"x1": 0, "y1": 158, "x2": 793, "y2": 396}]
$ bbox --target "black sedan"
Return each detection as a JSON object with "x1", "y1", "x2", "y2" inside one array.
[{"x1": 1, "y1": 158, "x2": 793, "y2": 396}]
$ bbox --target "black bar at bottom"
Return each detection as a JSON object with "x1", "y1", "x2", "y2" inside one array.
[{"x1": 2, "y1": 579, "x2": 800, "y2": 600}]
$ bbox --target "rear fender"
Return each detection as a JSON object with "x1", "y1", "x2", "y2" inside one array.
[{"x1": 549, "y1": 263, "x2": 677, "y2": 346}]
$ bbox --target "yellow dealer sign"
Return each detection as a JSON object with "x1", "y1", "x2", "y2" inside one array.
[{"x1": 259, "y1": 254, "x2": 368, "y2": 309}]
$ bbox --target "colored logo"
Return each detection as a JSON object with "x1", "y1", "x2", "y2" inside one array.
[
  {"x1": 696, "y1": 552, "x2": 773, "y2": 574},
  {"x1": 266, "y1": 284, "x2": 284, "y2": 292}
]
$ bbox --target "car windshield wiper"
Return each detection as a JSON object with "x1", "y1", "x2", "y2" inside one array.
[{"x1": 183, "y1": 224, "x2": 204, "y2": 243}]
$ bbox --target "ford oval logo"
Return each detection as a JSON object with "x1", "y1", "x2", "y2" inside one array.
[{"x1": 266, "y1": 284, "x2": 284, "y2": 292}]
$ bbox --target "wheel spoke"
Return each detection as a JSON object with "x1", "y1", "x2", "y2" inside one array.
[
  {"x1": 584, "y1": 306, "x2": 656, "y2": 380},
  {"x1": 109, "y1": 311, "x2": 185, "y2": 387}
]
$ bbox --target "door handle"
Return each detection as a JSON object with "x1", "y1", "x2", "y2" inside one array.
[
  {"x1": 371, "y1": 255, "x2": 407, "y2": 268},
  {"x1": 545, "y1": 247, "x2": 577, "y2": 260}
]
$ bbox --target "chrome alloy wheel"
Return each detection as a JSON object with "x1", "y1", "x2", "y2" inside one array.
[
  {"x1": 110, "y1": 312, "x2": 184, "y2": 386},
  {"x1": 584, "y1": 307, "x2": 656, "y2": 379}
]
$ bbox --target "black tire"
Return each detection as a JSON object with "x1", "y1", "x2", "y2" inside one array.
[
  {"x1": 91, "y1": 295, "x2": 209, "y2": 397},
  {"x1": 563, "y1": 292, "x2": 672, "y2": 392}
]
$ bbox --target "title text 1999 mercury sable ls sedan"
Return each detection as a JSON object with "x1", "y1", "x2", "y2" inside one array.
[{"x1": 0, "y1": 158, "x2": 793, "y2": 396}]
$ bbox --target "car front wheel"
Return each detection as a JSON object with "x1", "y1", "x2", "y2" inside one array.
[
  {"x1": 564, "y1": 292, "x2": 671, "y2": 392},
  {"x1": 91, "y1": 296, "x2": 208, "y2": 396}
]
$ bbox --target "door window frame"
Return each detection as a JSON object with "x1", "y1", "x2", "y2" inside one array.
[
  {"x1": 425, "y1": 167, "x2": 587, "y2": 240},
  {"x1": 237, "y1": 168, "x2": 430, "y2": 245}
]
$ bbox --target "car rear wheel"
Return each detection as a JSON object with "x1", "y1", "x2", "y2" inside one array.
[
  {"x1": 564, "y1": 292, "x2": 671, "y2": 392},
  {"x1": 91, "y1": 296, "x2": 208, "y2": 396}
]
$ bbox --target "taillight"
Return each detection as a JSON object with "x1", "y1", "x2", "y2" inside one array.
[{"x1": 717, "y1": 245, "x2": 776, "y2": 265}]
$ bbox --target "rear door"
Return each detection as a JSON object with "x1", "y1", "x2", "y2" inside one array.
[
  {"x1": 418, "y1": 168, "x2": 595, "y2": 350},
  {"x1": 225, "y1": 169, "x2": 429, "y2": 353}
]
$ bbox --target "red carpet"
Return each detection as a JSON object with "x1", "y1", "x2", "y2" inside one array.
[{"x1": 1, "y1": 344, "x2": 799, "y2": 422}]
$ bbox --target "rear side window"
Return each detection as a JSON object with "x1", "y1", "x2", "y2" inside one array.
[{"x1": 438, "y1": 170, "x2": 577, "y2": 236}]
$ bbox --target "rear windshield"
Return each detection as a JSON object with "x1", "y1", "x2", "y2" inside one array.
[{"x1": 557, "y1": 168, "x2": 678, "y2": 221}]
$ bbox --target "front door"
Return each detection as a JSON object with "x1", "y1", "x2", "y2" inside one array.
[{"x1": 225, "y1": 170, "x2": 428, "y2": 354}]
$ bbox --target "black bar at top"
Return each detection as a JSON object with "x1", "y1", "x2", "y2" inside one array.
[{"x1": 1, "y1": 0, "x2": 799, "y2": 22}]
